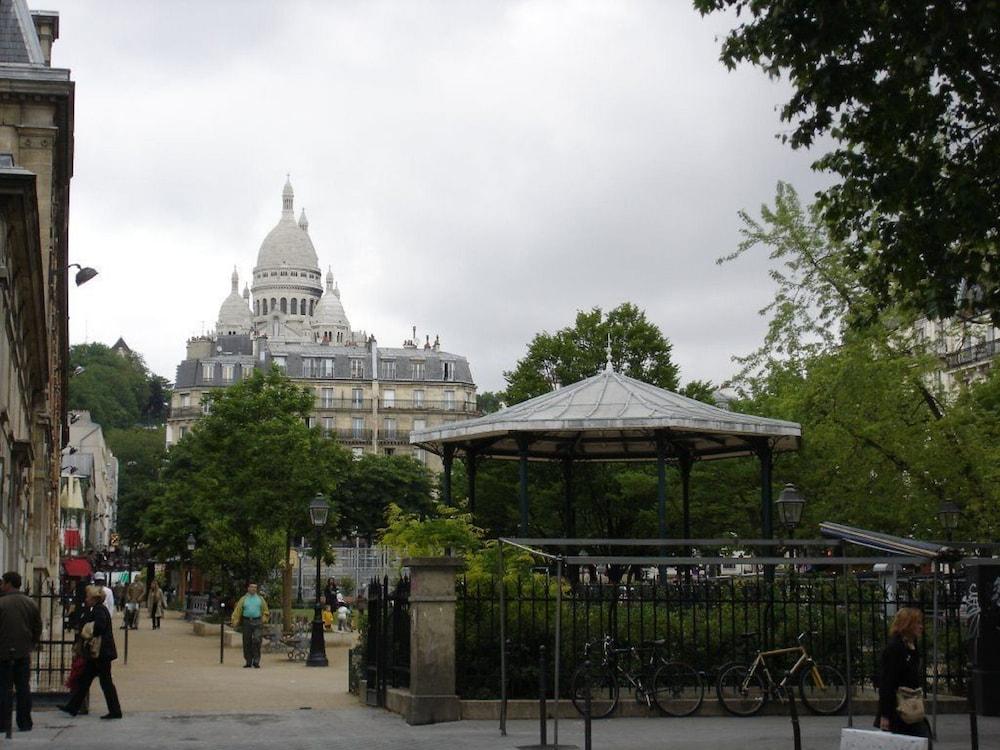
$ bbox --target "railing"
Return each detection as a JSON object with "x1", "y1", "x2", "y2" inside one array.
[
  {"x1": 379, "y1": 430, "x2": 410, "y2": 445},
  {"x1": 455, "y1": 574, "x2": 966, "y2": 701},
  {"x1": 33, "y1": 589, "x2": 75, "y2": 695},
  {"x1": 944, "y1": 338, "x2": 999, "y2": 369},
  {"x1": 331, "y1": 429, "x2": 374, "y2": 443},
  {"x1": 315, "y1": 398, "x2": 373, "y2": 411},
  {"x1": 314, "y1": 398, "x2": 479, "y2": 414},
  {"x1": 168, "y1": 406, "x2": 203, "y2": 420}
]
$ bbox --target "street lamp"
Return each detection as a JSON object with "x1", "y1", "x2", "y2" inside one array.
[
  {"x1": 184, "y1": 534, "x2": 196, "y2": 618},
  {"x1": 306, "y1": 493, "x2": 329, "y2": 667},
  {"x1": 775, "y1": 483, "x2": 806, "y2": 535},
  {"x1": 937, "y1": 502, "x2": 961, "y2": 543}
]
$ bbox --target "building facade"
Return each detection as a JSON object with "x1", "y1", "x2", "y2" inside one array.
[
  {"x1": 59, "y1": 411, "x2": 118, "y2": 556},
  {"x1": 167, "y1": 180, "x2": 478, "y2": 470},
  {"x1": 0, "y1": 1, "x2": 74, "y2": 592},
  {"x1": 912, "y1": 316, "x2": 1000, "y2": 395}
]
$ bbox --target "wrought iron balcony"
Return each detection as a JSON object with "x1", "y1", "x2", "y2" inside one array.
[{"x1": 943, "y1": 339, "x2": 1000, "y2": 369}]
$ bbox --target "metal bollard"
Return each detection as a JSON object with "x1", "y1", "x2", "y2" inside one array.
[
  {"x1": 785, "y1": 669, "x2": 802, "y2": 750},
  {"x1": 967, "y1": 660, "x2": 979, "y2": 750},
  {"x1": 583, "y1": 660, "x2": 592, "y2": 750},
  {"x1": 219, "y1": 601, "x2": 227, "y2": 664},
  {"x1": 539, "y1": 644, "x2": 547, "y2": 747}
]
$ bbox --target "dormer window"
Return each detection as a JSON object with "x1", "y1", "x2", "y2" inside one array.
[
  {"x1": 350, "y1": 359, "x2": 364, "y2": 378},
  {"x1": 443, "y1": 361, "x2": 455, "y2": 381},
  {"x1": 202, "y1": 364, "x2": 213, "y2": 381},
  {"x1": 381, "y1": 360, "x2": 396, "y2": 380}
]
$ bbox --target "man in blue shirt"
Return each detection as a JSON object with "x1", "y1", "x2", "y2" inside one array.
[{"x1": 230, "y1": 583, "x2": 269, "y2": 668}]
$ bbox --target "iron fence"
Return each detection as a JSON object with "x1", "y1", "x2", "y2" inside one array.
[
  {"x1": 364, "y1": 576, "x2": 410, "y2": 707},
  {"x1": 31, "y1": 590, "x2": 74, "y2": 696},
  {"x1": 456, "y1": 574, "x2": 966, "y2": 701}
]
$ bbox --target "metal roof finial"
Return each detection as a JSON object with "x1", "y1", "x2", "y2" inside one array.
[{"x1": 605, "y1": 332, "x2": 614, "y2": 373}]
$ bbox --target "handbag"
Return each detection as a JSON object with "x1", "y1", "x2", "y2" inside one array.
[{"x1": 895, "y1": 686, "x2": 925, "y2": 724}]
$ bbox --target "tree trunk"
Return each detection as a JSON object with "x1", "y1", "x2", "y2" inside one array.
[{"x1": 282, "y1": 534, "x2": 293, "y2": 634}]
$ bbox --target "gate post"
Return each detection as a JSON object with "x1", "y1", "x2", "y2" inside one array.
[{"x1": 404, "y1": 556, "x2": 464, "y2": 725}]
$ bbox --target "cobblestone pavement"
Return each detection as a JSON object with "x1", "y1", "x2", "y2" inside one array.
[{"x1": 15, "y1": 710, "x2": 1000, "y2": 750}]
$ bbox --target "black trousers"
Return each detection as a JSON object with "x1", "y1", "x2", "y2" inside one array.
[
  {"x1": 65, "y1": 659, "x2": 121, "y2": 717},
  {"x1": 242, "y1": 618, "x2": 263, "y2": 666},
  {"x1": 0, "y1": 657, "x2": 32, "y2": 730}
]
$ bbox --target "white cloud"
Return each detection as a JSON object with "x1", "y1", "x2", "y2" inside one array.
[{"x1": 55, "y1": 0, "x2": 828, "y2": 392}]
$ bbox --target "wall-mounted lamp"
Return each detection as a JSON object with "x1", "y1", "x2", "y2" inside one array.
[{"x1": 65, "y1": 263, "x2": 98, "y2": 287}]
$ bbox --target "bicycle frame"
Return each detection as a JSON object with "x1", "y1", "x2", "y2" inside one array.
[{"x1": 743, "y1": 644, "x2": 826, "y2": 697}]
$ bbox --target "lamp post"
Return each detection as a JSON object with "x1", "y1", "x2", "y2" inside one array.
[
  {"x1": 184, "y1": 533, "x2": 196, "y2": 618},
  {"x1": 938, "y1": 502, "x2": 961, "y2": 543},
  {"x1": 306, "y1": 493, "x2": 329, "y2": 667},
  {"x1": 776, "y1": 484, "x2": 806, "y2": 575}
]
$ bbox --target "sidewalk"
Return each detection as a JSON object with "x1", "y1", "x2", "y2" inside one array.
[
  {"x1": 89, "y1": 608, "x2": 358, "y2": 713},
  {"x1": 19, "y1": 709, "x2": 1000, "y2": 750}
]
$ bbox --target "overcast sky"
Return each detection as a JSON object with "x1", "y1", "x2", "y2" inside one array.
[{"x1": 50, "y1": 1, "x2": 828, "y2": 393}]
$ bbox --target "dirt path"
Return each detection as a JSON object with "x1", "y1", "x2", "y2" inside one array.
[{"x1": 90, "y1": 609, "x2": 359, "y2": 714}]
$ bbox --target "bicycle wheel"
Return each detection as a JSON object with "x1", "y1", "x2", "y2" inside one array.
[
  {"x1": 651, "y1": 661, "x2": 704, "y2": 717},
  {"x1": 716, "y1": 664, "x2": 767, "y2": 717},
  {"x1": 571, "y1": 664, "x2": 619, "y2": 719},
  {"x1": 798, "y1": 663, "x2": 847, "y2": 715}
]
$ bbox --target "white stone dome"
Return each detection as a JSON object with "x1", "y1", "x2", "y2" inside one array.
[
  {"x1": 313, "y1": 268, "x2": 351, "y2": 329},
  {"x1": 255, "y1": 178, "x2": 320, "y2": 271},
  {"x1": 217, "y1": 268, "x2": 252, "y2": 333}
]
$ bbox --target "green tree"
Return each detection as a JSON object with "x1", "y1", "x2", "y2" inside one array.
[
  {"x1": 336, "y1": 454, "x2": 436, "y2": 542},
  {"x1": 476, "y1": 391, "x2": 504, "y2": 415},
  {"x1": 105, "y1": 426, "x2": 166, "y2": 545},
  {"x1": 694, "y1": 1, "x2": 1000, "y2": 324},
  {"x1": 721, "y1": 184, "x2": 1000, "y2": 538},
  {"x1": 143, "y1": 368, "x2": 352, "y2": 626},
  {"x1": 503, "y1": 303, "x2": 680, "y2": 404},
  {"x1": 68, "y1": 343, "x2": 172, "y2": 428}
]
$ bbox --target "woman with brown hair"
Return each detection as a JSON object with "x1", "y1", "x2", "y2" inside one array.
[{"x1": 876, "y1": 606, "x2": 930, "y2": 743}]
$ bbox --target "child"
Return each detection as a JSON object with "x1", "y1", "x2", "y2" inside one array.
[
  {"x1": 322, "y1": 604, "x2": 333, "y2": 631},
  {"x1": 336, "y1": 603, "x2": 350, "y2": 631}
]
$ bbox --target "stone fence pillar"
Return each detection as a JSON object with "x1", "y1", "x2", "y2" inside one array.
[{"x1": 403, "y1": 556, "x2": 464, "y2": 725}]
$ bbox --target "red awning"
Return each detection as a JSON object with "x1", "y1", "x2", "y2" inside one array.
[{"x1": 62, "y1": 557, "x2": 92, "y2": 578}]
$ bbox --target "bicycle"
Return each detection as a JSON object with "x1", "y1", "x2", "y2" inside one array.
[
  {"x1": 715, "y1": 631, "x2": 848, "y2": 717},
  {"x1": 570, "y1": 635, "x2": 704, "y2": 718}
]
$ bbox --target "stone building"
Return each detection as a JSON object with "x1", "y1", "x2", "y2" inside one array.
[
  {"x1": 0, "y1": 1, "x2": 74, "y2": 591},
  {"x1": 59, "y1": 411, "x2": 118, "y2": 555},
  {"x1": 911, "y1": 316, "x2": 1000, "y2": 395},
  {"x1": 167, "y1": 179, "x2": 478, "y2": 469}
]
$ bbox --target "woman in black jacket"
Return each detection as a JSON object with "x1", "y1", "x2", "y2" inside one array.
[
  {"x1": 877, "y1": 606, "x2": 930, "y2": 742},
  {"x1": 59, "y1": 585, "x2": 123, "y2": 719}
]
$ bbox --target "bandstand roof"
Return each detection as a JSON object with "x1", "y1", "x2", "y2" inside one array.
[{"x1": 411, "y1": 364, "x2": 801, "y2": 462}]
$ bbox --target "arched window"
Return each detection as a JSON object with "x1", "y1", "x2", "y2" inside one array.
[
  {"x1": 261, "y1": 299, "x2": 267, "y2": 314},
  {"x1": 280, "y1": 298, "x2": 288, "y2": 313},
  {"x1": 271, "y1": 298, "x2": 277, "y2": 311},
  {"x1": 301, "y1": 298, "x2": 307, "y2": 316},
  {"x1": 254, "y1": 300, "x2": 259, "y2": 315},
  {"x1": 309, "y1": 300, "x2": 316, "y2": 316},
  {"x1": 291, "y1": 298, "x2": 298, "y2": 315}
]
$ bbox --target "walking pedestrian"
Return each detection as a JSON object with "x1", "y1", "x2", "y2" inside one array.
[
  {"x1": 146, "y1": 581, "x2": 166, "y2": 630},
  {"x1": 59, "y1": 585, "x2": 123, "y2": 720},
  {"x1": 123, "y1": 579, "x2": 143, "y2": 630},
  {"x1": 230, "y1": 583, "x2": 269, "y2": 669},
  {"x1": 876, "y1": 607, "x2": 931, "y2": 745},
  {"x1": 0, "y1": 571, "x2": 42, "y2": 731},
  {"x1": 93, "y1": 573, "x2": 115, "y2": 613},
  {"x1": 322, "y1": 577, "x2": 339, "y2": 609}
]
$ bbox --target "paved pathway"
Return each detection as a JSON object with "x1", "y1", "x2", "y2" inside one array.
[
  {"x1": 15, "y1": 611, "x2": 996, "y2": 749},
  {"x1": 16, "y1": 710, "x2": 1000, "y2": 750},
  {"x1": 101, "y1": 608, "x2": 357, "y2": 713}
]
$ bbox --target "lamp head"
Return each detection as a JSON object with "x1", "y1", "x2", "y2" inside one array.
[
  {"x1": 186, "y1": 533, "x2": 196, "y2": 552},
  {"x1": 776, "y1": 483, "x2": 806, "y2": 530},
  {"x1": 309, "y1": 493, "x2": 329, "y2": 528},
  {"x1": 937, "y1": 502, "x2": 961, "y2": 533}
]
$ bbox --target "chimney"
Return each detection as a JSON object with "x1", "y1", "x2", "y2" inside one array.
[
  {"x1": 433, "y1": 335, "x2": 440, "y2": 352},
  {"x1": 30, "y1": 11, "x2": 59, "y2": 67},
  {"x1": 424, "y1": 335, "x2": 431, "y2": 350}
]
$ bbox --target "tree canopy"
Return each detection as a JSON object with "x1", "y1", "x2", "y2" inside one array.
[
  {"x1": 142, "y1": 368, "x2": 352, "y2": 603},
  {"x1": 69, "y1": 343, "x2": 171, "y2": 428},
  {"x1": 694, "y1": 1, "x2": 1000, "y2": 324},
  {"x1": 503, "y1": 303, "x2": 680, "y2": 404}
]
